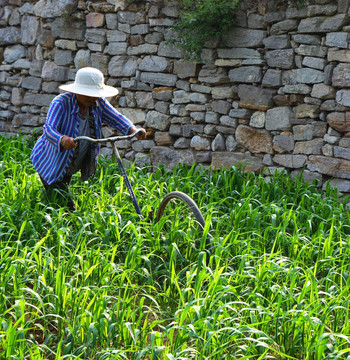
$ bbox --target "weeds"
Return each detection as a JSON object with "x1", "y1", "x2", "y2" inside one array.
[{"x1": 0, "y1": 135, "x2": 349, "y2": 359}]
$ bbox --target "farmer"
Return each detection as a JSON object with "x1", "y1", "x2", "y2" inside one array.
[{"x1": 31, "y1": 67, "x2": 146, "y2": 211}]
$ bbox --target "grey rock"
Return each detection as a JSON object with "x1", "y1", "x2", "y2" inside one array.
[
  {"x1": 265, "y1": 49, "x2": 294, "y2": 69},
  {"x1": 3, "y1": 44, "x2": 25, "y2": 63},
  {"x1": 174, "y1": 137, "x2": 191, "y2": 148},
  {"x1": 12, "y1": 114, "x2": 44, "y2": 127},
  {"x1": 140, "y1": 72, "x2": 177, "y2": 87},
  {"x1": 226, "y1": 28, "x2": 266, "y2": 48},
  {"x1": 205, "y1": 112, "x2": 219, "y2": 124},
  {"x1": 211, "y1": 86, "x2": 235, "y2": 99},
  {"x1": 295, "y1": 103, "x2": 320, "y2": 119},
  {"x1": 293, "y1": 124, "x2": 313, "y2": 141},
  {"x1": 266, "y1": 107, "x2": 294, "y2": 131},
  {"x1": 130, "y1": 24, "x2": 149, "y2": 35},
  {"x1": 173, "y1": 60, "x2": 198, "y2": 79},
  {"x1": 333, "y1": 146, "x2": 350, "y2": 161},
  {"x1": 217, "y1": 47, "x2": 261, "y2": 59},
  {"x1": 173, "y1": 90, "x2": 191, "y2": 104},
  {"x1": 332, "y1": 64, "x2": 350, "y2": 87},
  {"x1": 211, "y1": 133, "x2": 225, "y2": 151},
  {"x1": 282, "y1": 68, "x2": 325, "y2": 85},
  {"x1": 54, "y1": 49, "x2": 73, "y2": 66},
  {"x1": 210, "y1": 100, "x2": 231, "y2": 115},
  {"x1": 226, "y1": 135, "x2": 238, "y2": 152},
  {"x1": 21, "y1": 76, "x2": 42, "y2": 91},
  {"x1": 169, "y1": 104, "x2": 188, "y2": 117},
  {"x1": 21, "y1": 15, "x2": 39, "y2": 45},
  {"x1": 281, "y1": 84, "x2": 311, "y2": 95},
  {"x1": 55, "y1": 39, "x2": 77, "y2": 51},
  {"x1": 127, "y1": 44, "x2": 158, "y2": 56},
  {"x1": 250, "y1": 111, "x2": 266, "y2": 128},
  {"x1": 238, "y1": 85, "x2": 276, "y2": 111},
  {"x1": 295, "y1": 45, "x2": 327, "y2": 58},
  {"x1": 263, "y1": 35, "x2": 290, "y2": 49},
  {"x1": 262, "y1": 69, "x2": 282, "y2": 88},
  {"x1": 292, "y1": 34, "x2": 321, "y2": 45},
  {"x1": 11, "y1": 87, "x2": 24, "y2": 106},
  {"x1": 270, "y1": 19, "x2": 298, "y2": 35},
  {"x1": 298, "y1": 14, "x2": 347, "y2": 33},
  {"x1": 327, "y1": 112, "x2": 350, "y2": 133},
  {"x1": 105, "y1": 42, "x2": 127, "y2": 55},
  {"x1": 0, "y1": 27, "x2": 21, "y2": 45},
  {"x1": 158, "y1": 42, "x2": 184, "y2": 58},
  {"x1": 229, "y1": 108, "x2": 253, "y2": 119},
  {"x1": 294, "y1": 138, "x2": 323, "y2": 155},
  {"x1": 198, "y1": 65, "x2": 229, "y2": 85},
  {"x1": 336, "y1": 90, "x2": 350, "y2": 107},
  {"x1": 145, "y1": 111, "x2": 170, "y2": 131},
  {"x1": 107, "y1": 29, "x2": 127, "y2": 42},
  {"x1": 302, "y1": 57, "x2": 326, "y2": 70},
  {"x1": 85, "y1": 29, "x2": 106, "y2": 44},
  {"x1": 229, "y1": 66, "x2": 262, "y2": 83},
  {"x1": 220, "y1": 116, "x2": 237, "y2": 128},
  {"x1": 34, "y1": 0, "x2": 78, "y2": 18},
  {"x1": 74, "y1": 50, "x2": 91, "y2": 68},
  {"x1": 273, "y1": 132, "x2": 294, "y2": 153},
  {"x1": 248, "y1": 13, "x2": 266, "y2": 29},
  {"x1": 139, "y1": 55, "x2": 171, "y2": 72},
  {"x1": 150, "y1": 146, "x2": 195, "y2": 169},
  {"x1": 51, "y1": 18, "x2": 85, "y2": 40},
  {"x1": 308, "y1": 155, "x2": 350, "y2": 179},
  {"x1": 325, "y1": 32, "x2": 348, "y2": 48},
  {"x1": 307, "y1": 4, "x2": 337, "y2": 17},
  {"x1": 328, "y1": 49, "x2": 350, "y2": 63},
  {"x1": 152, "y1": 88, "x2": 173, "y2": 101},
  {"x1": 189, "y1": 93, "x2": 209, "y2": 104},
  {"x1": 190, "y1": 135, "x2": 211, "y2": 150},
  {"x1": 264, "y1": 11, "x2": 285, "y2": 23},
  {"x1": 273, "y1": 154, "x2": 307, "y2": 168},
  {"x1": 135, "y1": 91, "x2": 154, "y2": 109},
  {"x1": 311, "y1": 83, "x2": 335, "y2": 99},
  {"x1": 109, "y1": 56, "x2": 138, "y2": 77},
  {"x1": 105, "y1": 13, "x2": 118, "y2": 29},
  {"x1": 212, "y1": 152, "x2": 263, "y2": 173}
]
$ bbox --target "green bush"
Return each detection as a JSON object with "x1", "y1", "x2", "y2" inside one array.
[{"x1": 170, "y1": 0, "x2": 240, "y2": 61}]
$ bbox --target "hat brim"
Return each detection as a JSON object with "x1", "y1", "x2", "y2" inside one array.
[{"x1": 59, "y1": 83, "x2": 119, "y2": 97}]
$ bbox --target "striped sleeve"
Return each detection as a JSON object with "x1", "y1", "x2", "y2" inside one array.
[
  {"x1": 100, "y1": 98, "x2": 133, "y2": 135},
  {"x1": 44, "y1": 100, "x2": 65, "y2": 151}
]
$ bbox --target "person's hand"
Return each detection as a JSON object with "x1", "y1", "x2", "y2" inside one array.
[
  {"x1": 129, "y1": 126, "x2": 146, "y2": 140},
  {"x1": 61, "y1": 136, "x2": 78, "y2": 150}
]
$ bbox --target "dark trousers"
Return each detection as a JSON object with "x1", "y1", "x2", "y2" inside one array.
[{"x1": 40, "y1": 174, "x2": 75, "y2": 210}]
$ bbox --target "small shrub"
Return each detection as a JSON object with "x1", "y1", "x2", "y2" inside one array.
[{"x1": 170, "y1": 0, "x2": 240, "y2": 61}]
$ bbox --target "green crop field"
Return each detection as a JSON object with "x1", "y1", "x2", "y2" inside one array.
[{"x1": 0, "y1": 135, "x2": 349, "y2": 359}]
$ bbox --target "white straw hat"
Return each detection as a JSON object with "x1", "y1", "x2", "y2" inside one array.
[{"x1": 59, "y1": 67, "x2": 119, "y2": 97}]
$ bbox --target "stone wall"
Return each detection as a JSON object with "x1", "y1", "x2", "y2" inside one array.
[{"x1": 2, "y1": 0, "x2": 350, "y2": 192}]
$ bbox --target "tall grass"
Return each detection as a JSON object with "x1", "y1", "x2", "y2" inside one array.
[{"x1": 0, "y1": 135, "x2": 349, "y2": 359}]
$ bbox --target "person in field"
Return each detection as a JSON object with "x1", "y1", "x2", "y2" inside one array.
[{"x1": 31, "y1": 67, "x2": 146, "y2": 211}]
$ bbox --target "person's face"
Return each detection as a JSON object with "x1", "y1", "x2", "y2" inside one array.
[{"x1": 76, "y1": 94, "x2": 98, "y2": 108}]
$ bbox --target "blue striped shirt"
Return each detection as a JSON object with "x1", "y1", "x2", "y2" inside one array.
[{"x1": 31, "y1": 92, "x2": 133, "y2": 185}]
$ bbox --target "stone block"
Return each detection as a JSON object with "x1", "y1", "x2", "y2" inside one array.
[
  {"x1": 273, "y1": 132, "x2": 294, "y2": 153},
  {"x1": 325, "y1": 32, "x2": 348, "y2": 48},
  {"x1": 298, "y1": 14, "x2": 347, "y2": 33},
  {"x1": 173, "y1": 60, "x2": 198, "y2": 79},
  {"x1": 229, "y1": 66, "x2": 262, "y2": 83},
  {"x1": 236, "y1": 125, "x2": 273, "y2": 154},
  {"x1": 51, "y1": 18, "x2": 86, "y2": 40},
  {"x1": 273, "y1": 154, "x2": 307, "y2": 168},
  {"x1": 327, "y1": 112, "x2": 350, "y2": 132},
  {"x1": 226, "y1": 27, "x2": 266, "y2": 47},
  {"x1": 270, "y1": 19, "x2": 298, "y2": 35},
  {"x1": 262, "y1": 69, "x2": 282, "y2": 88},
  {"x1": 265, "y1": 49, "x2": 294, "y2": 69},
  {"x1": 212, "y1": 152, "x2": 263, "y2": 173},
  {"x1": 266, "y1": 107, "x2": 294, "y2": 131},
  {"x1": 150, "y1": 146, "x2": 195, "y2": 169},
  {"x1": 282, "y1": 68, "x2": 325, "y2": 85},
  {"x1": 86, "y1": 12, "x2": 105, "y2": 27},
  {"x1": 140, "y1": 72, "x2": 177, "y2": 87},
  {"x1": 238, "y1": 85, "x2": 276, "y2": 111},
  {"x1": 85, "y1": 28, "x2": 106, "y2": 44},
  {"x1": 308, "y1": 155, "x2": 350, "y2": 179},
  {"x1": 139, "y1": 55, "x2": 171, "y2": 72},
  {"x1": 328, "y1": 49, "x2": 350, "y2": 63},
  {"x1": 198, "y1": 65, "x2": 229, "y2": 85},
  {"x1": 0, "y1": 27, "x2": 21, "y2": 46},
  {"x1": 109, "y1": 56, "x2": 138, "y2": 77}
]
